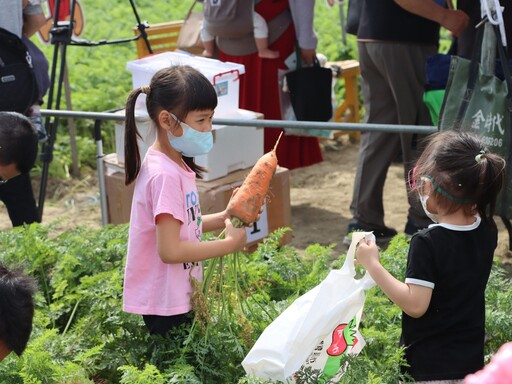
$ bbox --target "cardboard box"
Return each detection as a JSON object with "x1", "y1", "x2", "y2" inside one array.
[
  {"x1": 103, "y1": 155, "x2": 291, "y2": 249},
  {"x1": 114, "y1": 109, "x2": 264, "y2": 181},
  {"x1": 126, "y1": 51, "x2": 245, "y2": 116},
  {"x1": 104, "y1": 166, "x2": 135, "y2": 225}
]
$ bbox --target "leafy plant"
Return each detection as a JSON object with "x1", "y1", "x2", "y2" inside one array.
[
  {"x1": 0, "y1": 224, "x2": 510, "y2": 383},
  {"x1": 118, "y1": 364, "x2": 169, "y2": 384}
]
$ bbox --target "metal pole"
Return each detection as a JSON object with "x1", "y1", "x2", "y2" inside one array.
[
  {"x1": 93, "y1": 120, "x2": 108, "y2": 226},
  {"x1": 41, "y1": 109, "x2": 438, "y2": 134},
  {"x1": 39, "y1": 108, "x2": 437, "y2": 227}
]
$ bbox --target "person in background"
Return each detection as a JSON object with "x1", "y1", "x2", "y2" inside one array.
[
  {"x1": 344, "y1": 0, "x2": 470, "y2": 244},
  {"x1": 356, "y1": 130, "x2": 506, "y2": 382},
  {"x1": 215, "y1": 0, "x2": 323, "y2": 170},
  {"x1": 201, "y1": 10, "x2": 279, "y2": 59},
  {"x1": 0, "y1": 112, "x2": 39, "y2": 227},
  {"x1": 456, "y1": 0, "x2": 512, "y2": 58},
  {"x1": 22, "y1": 0, "x2": 49, "y2": 143},
  {"x1": 0, "y1": 263, "x2": 37, "y2": 362},
  {"x1": 122, "y1": 65, "x2": 247, "y2": 336},
  {"x1": 0, "y1": 0, "x2": 48, "y2": 228}
]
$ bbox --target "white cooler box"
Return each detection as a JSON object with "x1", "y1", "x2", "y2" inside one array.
[
  {"x1": 126, "y1": 51, "x2": 245, "y2": 117},
  {"x1": 114, "y1": 109, "x2": 264, "y2": 181}
]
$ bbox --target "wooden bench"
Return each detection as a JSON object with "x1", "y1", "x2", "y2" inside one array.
[
  {"x1": 132, "y1": 20, "x2": 203, "y2": 58},
  {"x1": 327, "y1": 60, "x2": 361, "y2": 142}
]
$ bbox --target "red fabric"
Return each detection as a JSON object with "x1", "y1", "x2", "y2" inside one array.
[
  {"x1": 218, "y1": 0, "x2": 323, "y2": 170},
  {"x1": 48, "y1": 0, "x2": 71, "y2": 21}
]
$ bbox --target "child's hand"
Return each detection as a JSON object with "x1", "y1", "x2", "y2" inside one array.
[
  {"x1": 226, "y1": 187, "x2": 264, "y2": 227},
  {"x1": 355, "y1": 238, "x2": 380, "y2": 270},
  {"x1": 224, "y1": 218, "x2": 247, "y2": 253}
]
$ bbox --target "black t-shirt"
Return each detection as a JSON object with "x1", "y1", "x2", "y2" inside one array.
[
  {"x1": 357, "y1": 0, "x2": 440, "y2": 45},
  {"x1": 400, "y1": 217, "x2": 496, "y2": 381}
]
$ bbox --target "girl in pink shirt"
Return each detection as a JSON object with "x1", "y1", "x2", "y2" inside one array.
[{"x1": 122, "y1": 66, "x2": 247, "y2": 336}]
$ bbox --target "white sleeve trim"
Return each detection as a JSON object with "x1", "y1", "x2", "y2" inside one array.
[{"x1": 405, "y1": 278, "x2": 435, "y2": 289}]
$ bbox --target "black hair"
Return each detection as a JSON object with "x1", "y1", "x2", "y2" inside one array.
[
  {"x1": 412, "y1": 131, "x2": 506, "y2": 226},
  {"x1": 0, "y1": 264, "x2": 37, "y2": 356},
  {"x1": 124, "y1": 65, "x2": 218, "y2": 185},
  {"x1": 0, "y1": 112, "x2": 39, "y2": 173}
]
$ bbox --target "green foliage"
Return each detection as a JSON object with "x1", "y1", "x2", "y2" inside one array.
[
  {"x1": 118, "y1": 364, "x2": 169, "y2": 384},
  {"x1": 484, "y1": 263, "x2": 512, "y2": 360},
  {"x1": 0, "y1": 224, "x2": 510, "y2": 383}
]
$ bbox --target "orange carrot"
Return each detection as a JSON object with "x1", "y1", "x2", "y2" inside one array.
[{"x1": 227, "y1": 133, "x2": 283, "y2": 227}]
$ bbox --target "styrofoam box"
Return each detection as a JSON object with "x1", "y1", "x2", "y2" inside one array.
[
  {"x1": 114, "y1": 109, "x2": 264, "y2": 181},
  {"x1": 126, "y1": 51, "x2": 245, "y2": 117},
  {"x1": 113, "y1": 109, "x2": 156, "y2": 166}
]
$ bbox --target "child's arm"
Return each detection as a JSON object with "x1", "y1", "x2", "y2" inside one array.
[
  {"x1": 202, "y1": 189, "x2": 236, "y2": 232},
  {"x1": 22, "y1": 3, "x2": 46, "y2": 37},
  {"x1": 356, "y1": 240, "x2": 432, "y2": 318},
  {"x1": 202, "y1": 210, "x2": 230, "y2": 233},
  {"x1": 156, "y1": 214, "x2": 246, "y2": 264},
  {"x1": 394, "y1": 0, "x2": 469, "y2": 37}
]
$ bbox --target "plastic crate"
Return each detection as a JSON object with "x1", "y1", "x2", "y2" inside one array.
[{"x1": 126, "y1": 51, "x2": 245, "y2": 117}]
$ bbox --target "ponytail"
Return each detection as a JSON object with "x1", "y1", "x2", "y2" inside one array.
[
  {"x1": 475, "y1": 153, "x2": 506, "y2": 226},
  {"x1": 124, "y1": 88, "x2": 143, "y2": 185}
]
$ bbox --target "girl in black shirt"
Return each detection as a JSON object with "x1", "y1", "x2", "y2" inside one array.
[{"x1": 356, "y1": 131, "x2": 506, "y2": 382}]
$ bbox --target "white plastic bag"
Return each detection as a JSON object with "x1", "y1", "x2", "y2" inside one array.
[{"x1": 242, "y1": 232, "x2": 376, "y2": 382}]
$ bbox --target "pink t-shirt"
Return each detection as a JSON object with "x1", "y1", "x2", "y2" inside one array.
[{"x1": 123, "y1": 148, "x2": 203, "y2": 316}]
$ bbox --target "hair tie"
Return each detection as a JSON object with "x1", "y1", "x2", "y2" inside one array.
[
  {"x1": 475, "y1": 150, "x2": 486, "y2": 164},
  {"x1": 140, "y1": 85, "x2": 151, "y2": 95}
]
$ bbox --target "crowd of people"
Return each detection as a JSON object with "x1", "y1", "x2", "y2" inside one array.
[{"x1": 1, "y1": 1, "x2": 511, "y2": 382}]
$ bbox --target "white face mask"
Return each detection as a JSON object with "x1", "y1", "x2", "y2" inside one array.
[{"x1": 419, "y1": 192, "x2": 439, "y2": 223}]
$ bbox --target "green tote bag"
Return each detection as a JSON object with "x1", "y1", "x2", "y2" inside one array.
[{"x1": 438, "y1": 24, "x2": 512, "y2": 219}]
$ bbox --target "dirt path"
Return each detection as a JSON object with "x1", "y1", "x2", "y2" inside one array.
[{"x1": 2, "y1": 136, "x2": 512, "y2": 270}]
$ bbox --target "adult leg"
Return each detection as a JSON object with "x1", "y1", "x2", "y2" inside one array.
[
  {"x1": 387, "y1": 43, "x2": 437, "y2": 230},
  {"x1": 349, "y1": 42, "x2": 402, "y2": 230},
  {"x1": 0, "y1": 173, "x2": 39, "y2": 227},
  {"x1": 349, "y1": 42, "x2": 435, "y2": 237}
]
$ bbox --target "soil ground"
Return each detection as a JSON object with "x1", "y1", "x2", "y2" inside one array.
[{"x1": 1, "y1": 135, "x2": 512, "y2": 271}]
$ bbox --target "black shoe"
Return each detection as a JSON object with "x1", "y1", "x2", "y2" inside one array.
[
  {"x1": 343, "y1": 221, "x2": 397, "y2": 245},
  {"x1": 404, "y1": 220, "x2": 428, "y2": 237}
]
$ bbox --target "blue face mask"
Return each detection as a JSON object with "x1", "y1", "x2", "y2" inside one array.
[{"x1": 167, "y1": 113, "x2": 213, "y2": 157}]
